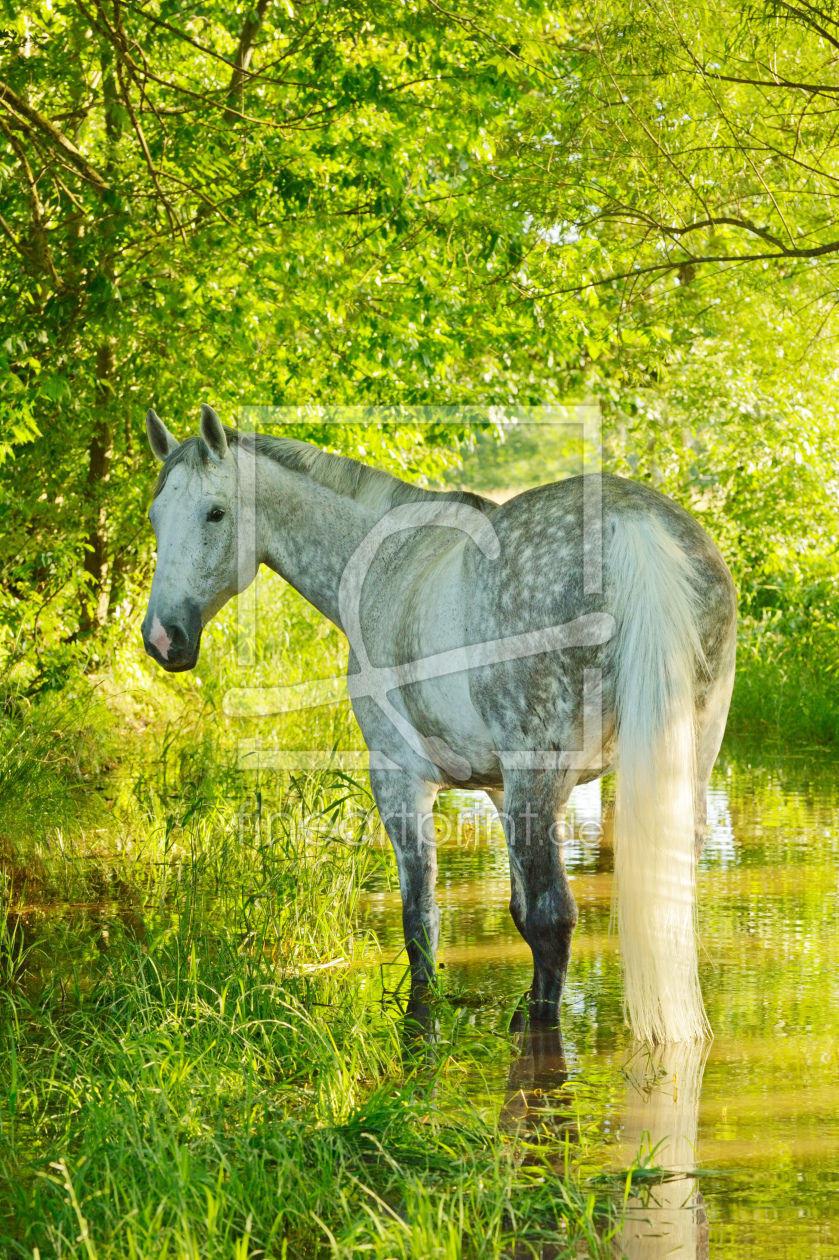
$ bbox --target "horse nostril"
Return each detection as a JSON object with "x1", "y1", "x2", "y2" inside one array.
[{"x1": 168, "y1": 623, "x2": 189, "y2": 650}]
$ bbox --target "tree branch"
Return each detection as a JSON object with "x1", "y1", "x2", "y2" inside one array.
[
  {"x1": 534, "y1": 237, "x2": 839, "y2": 300},
  {"x1": 0, "y1": 115, "x2": 62, "y2": 287},
  {"x1": 706, "y1": 70, "x2": 839, "y2": 95},
  {"x1": 114, "y1": 57, "x2": 184, "y2": 240},
  {"x1": 0, "y1": 79, "x2": 110, "y2": 193},
  {"x1": 598, "y1": 208, "x2": 789, "y2": 251},
  {"x1": 226, "y1": 0, "x2": 272, "y2": 121}
]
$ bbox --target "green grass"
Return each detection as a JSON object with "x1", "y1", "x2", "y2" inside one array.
[
  {"x1": 0, "y1": 660, "x2": 620, "y2": 1260},
  {"x1": 728, "y1": 597, "x2": 839, "y2": 743}
]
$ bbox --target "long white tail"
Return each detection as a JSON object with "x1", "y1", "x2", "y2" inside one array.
[{"x1": 610, "y1": 515, "x2": 710, "y2": 1043}]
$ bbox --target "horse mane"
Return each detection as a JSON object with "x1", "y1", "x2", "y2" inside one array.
[{"x1": 154, "y1": 426, "x2": 496, "y2": 517}]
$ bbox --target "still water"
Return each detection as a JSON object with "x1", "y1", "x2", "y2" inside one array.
[{"x1": 362, "y1": 743, "x2": 839, "y2": 1258}]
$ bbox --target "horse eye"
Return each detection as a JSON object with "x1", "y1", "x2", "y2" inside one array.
[{"x1": 208, "y1": 507, "x2": 225, "y2": 522}]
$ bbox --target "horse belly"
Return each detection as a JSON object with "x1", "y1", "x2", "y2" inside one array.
[
  {"x1": 398, "y1": 560, "x2": 501, "y2": 780},
  {"x1": 353, "y1": 536, "x2": 499, "y2": 783},
  {"x1": 402, "y1": 669, "x2": 500, "y2": 781}
]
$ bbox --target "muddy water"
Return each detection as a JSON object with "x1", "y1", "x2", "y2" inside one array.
[{"x1": 361, "y1": 744, "x2": 839, "y2": 1259}]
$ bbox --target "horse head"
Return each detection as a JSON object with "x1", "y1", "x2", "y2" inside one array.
[{"x1": 142, "y1": 404, "x2": 248, "y2": 672}]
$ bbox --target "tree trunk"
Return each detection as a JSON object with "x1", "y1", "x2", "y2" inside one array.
[{"x1": 79, "y1": 342, "x2": 114, "y2": 634}]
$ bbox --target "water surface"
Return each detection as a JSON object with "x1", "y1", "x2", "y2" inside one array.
[{"x1": 362, "y1": 744, "x2": 839, "y2": 1258}]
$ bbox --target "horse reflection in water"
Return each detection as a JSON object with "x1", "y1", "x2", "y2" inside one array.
[
  {"x1": 500, "y1": 1013, "x2": 571, "y2": 1132},
  {"x1": 618, "y1": 1042, "x2": 709, "y2": 1260},
  {"x1": 498, "y1": 1021, "x2": 709, "y2": 1260}
]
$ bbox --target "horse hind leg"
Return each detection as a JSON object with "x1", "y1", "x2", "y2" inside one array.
[
  {"x1": 694, "y1": 664, "x2": 736, "y2": 859},
  {"x1": 491, "y1": 772, "x2": 578, "y2": 1019}
]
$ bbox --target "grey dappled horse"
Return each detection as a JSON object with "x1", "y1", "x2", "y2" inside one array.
[{"x1": 142, "y1": 405, "x2": 737, "y2": 1043}]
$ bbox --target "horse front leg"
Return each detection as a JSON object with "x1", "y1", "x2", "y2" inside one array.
[
  {"x1": 369, "y1": 769, "x2": 441, "y2": 994},
  {"x1": 494, "y1": 770, "x2": 578, "y2": 1021}
]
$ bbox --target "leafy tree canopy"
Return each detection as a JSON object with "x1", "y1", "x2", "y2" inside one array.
[{"x1": 2, "y1": 0, "x2": 839, "y2": 686}]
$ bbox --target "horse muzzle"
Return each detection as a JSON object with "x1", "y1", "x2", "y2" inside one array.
[{"x1": 142, "y1": 603, "x2": 203, "y2": 672}]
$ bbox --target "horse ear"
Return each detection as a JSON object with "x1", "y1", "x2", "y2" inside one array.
[
  {"x1": 146, "y1": 409, "x2": 180, "y2": 463},
  {"x1": 200, "y1": 404, "x2": 228, "y2": 462}
]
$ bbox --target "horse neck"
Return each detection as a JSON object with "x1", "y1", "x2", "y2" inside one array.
[{"x1": 254, "y1": 454, "x2": 377, "y2": 627}]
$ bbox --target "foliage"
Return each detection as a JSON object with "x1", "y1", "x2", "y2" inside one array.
[
  {"x1": 0, "y1": 0, "x2": 570, "y2": 669},
  {"x1": 2, "y1": 0, "x2": 839, "y2": 712}
]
